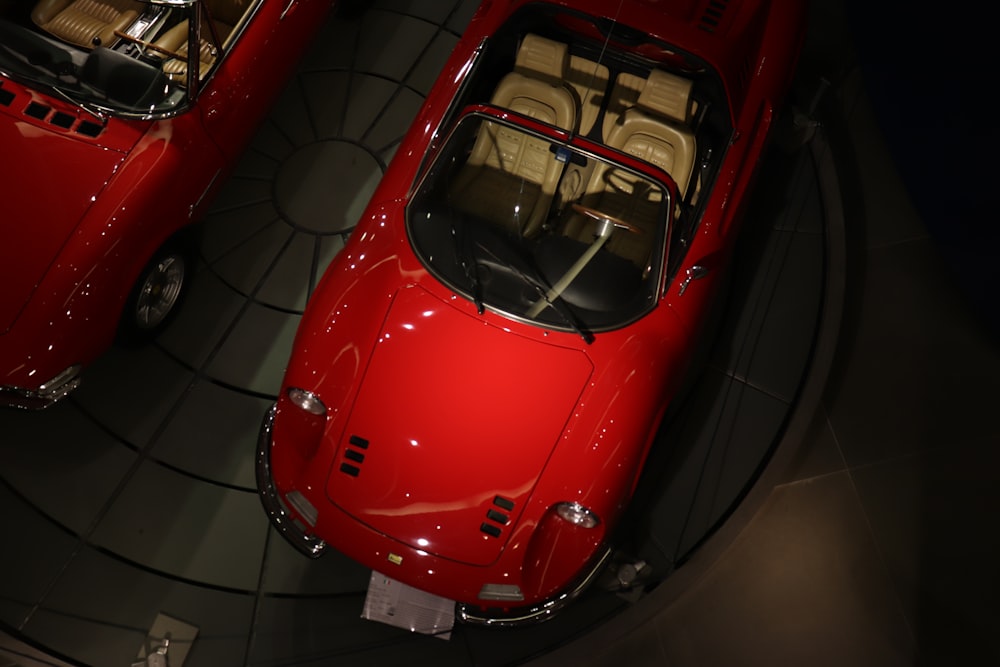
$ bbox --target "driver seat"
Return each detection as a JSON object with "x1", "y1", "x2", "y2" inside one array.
[
  {"x1": 31, "y1": 0, "x2": 144, "y2": 49},
  {"x1": 562, "y1": 69, "x2": 696, "y2": 268}
]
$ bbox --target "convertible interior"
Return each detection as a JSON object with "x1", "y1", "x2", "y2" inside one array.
[
  {"x1": 449, "y1": 31, "x2": 697, "y2": 272},
  {"x1": 28, "y1": 0, "x2": 259, "y2": 84}
]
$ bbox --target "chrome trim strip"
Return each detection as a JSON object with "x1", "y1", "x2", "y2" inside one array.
[
  {"x1": 255, "y1": 404, "x2": 328, "y2": 558},
  {"x1": 456, "y1": 546, "x2": 614, "y2": 627}
]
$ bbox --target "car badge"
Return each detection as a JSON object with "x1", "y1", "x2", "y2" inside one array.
[{"x1": 388, "y1": 553, "x2": 403, "y2": 565}]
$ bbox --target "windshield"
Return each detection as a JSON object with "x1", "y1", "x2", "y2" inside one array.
[
  {"x1": 0, "y1": 2, "x2": 206, "y2": 117},
  {"x1": 408, "y1": 111, "x2": 673, "y2": 335}
]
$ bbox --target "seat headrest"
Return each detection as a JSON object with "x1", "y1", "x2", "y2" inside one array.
[
  {"x1": 513, "y1": 33, "x2": 569, "y2": 84},
  {"x1": 637, "y1": 69, "x2": 693, "y2": 124}
]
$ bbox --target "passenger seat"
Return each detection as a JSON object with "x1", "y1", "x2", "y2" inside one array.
[{"x1": 31, "y1": 0, "x2": 144, "y2": 49}]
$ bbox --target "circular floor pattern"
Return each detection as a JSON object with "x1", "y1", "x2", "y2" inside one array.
[
  {"x1": 275, "y1": 140, "x2": 383, "y2": 235},
  {"x1": 0, "y1": 4, "x2": 830, "y2": 666}
]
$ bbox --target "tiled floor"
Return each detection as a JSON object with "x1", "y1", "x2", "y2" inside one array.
[{"x1": 2, "y1": 1, "x2": 999, "y2": 666}]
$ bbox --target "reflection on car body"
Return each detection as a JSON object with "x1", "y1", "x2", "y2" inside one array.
[
  {"x1": 257, "y1": 0, "x2": 807, "y2": 627},
  {"x1": 0, "y1": 0, "x2": 336, "y2": 409}
]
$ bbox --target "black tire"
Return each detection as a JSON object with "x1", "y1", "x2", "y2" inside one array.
[{"x1": 117, "y1": 241, "x2": 192, "y2": 345}]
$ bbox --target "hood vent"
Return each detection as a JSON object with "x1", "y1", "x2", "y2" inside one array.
[
  {"x1": 480, "y1": 495, "x2": 515, "y2": 538},
  {"x1": 339, "y1": 434, "x2": 369, "y2": 477},
  {"x1": 698, "y1": 0, "x2": 730, "y2": 33},
  {"x1": 6, "y1": 94, "x2": 106, "y2": 138}
]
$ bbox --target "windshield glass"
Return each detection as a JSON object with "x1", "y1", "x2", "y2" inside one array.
[
  {"x1": 0, "y1": 2, "x2": 199, "y2": 117},
  {"x1": 408, "y1": 111, "x2": 672, "y2": 334}
]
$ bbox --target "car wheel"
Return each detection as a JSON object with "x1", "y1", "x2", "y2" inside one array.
[{"x1": 118, "y1": 242, "x2": 191, "y2": 345}]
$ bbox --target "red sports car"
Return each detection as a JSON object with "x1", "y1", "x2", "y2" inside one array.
[
  {"x1": 257, "y1": 0, "x2": 806, "y2": 626},
  {"x1": 0, "y1": 0, "x2": 334, "y2": 409}
]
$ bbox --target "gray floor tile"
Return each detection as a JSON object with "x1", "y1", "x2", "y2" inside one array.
[
  {"x1": 152, "y1": 379, "x2": 271, "y2": 489},
  {"x1": 155, "y1": 269, "x2": 247, "y2": 370},
  {"x1": 88, "y1": 461, "x2": 267, "y2": 591},
  {"x1": 203, "y1": 303, "x2": 300, "y2": 396},
  {"x1": 0, "y1": 402, "x2": 135, "y2": 534},
  {"x1": 0, "y1": 484, "x2": 79, "y2": 631},
  {"x1": 356, "y1": 12, "x2": 438, "y2": 82},
  {"x1": 71, "y1": 345, "x2": 195, "y2": 447}
]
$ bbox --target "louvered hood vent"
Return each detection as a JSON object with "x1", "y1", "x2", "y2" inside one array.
[
  {"x1": 698, "y1": 0, "x2": 730, "y2": 32},
  {"x1": 338, "y1": 434, "x2": 369, "y2": 477},
  {"x1": 0, "y1": 86, "x2": 104, "y2": 138},
  {"x1": 480, "y1": 496, "x2": 516, "y2": 538}
]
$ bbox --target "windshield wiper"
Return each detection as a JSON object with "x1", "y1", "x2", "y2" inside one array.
[
  {"x1": 450, "y1": 222, "x2": 485, "y2": 314},
  {"x1": 50, "y1": 85, "x2": 107, "y2": 124},
  {"x1": 477, "y1": 244, "x2": 594, "y2": 344}
]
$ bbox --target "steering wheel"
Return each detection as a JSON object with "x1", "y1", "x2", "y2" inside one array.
[
  {"x1": 571, "y1": 203, "x2": 643, "y2": 235},
  {"x1": 114, "y1": 30, "x2": 185, "y2": 60}
]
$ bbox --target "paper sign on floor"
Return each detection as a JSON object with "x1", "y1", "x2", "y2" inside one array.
[{"x1": 362, "y1": 571, "x2": 455, "y2": 639}]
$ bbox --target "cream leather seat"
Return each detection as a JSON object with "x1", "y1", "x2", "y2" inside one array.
[
  {"x1": 32, "y1": 0, "x2": 144, "y2": 49},
  {"x1": 153, "y1": 0, "x2": 252, "y2": 82},
  {"x1": 449, "y1": 34, "x2": 578, "y2": 238},
  {"x1": 563, "y1": 69, "x2": 696, "y2": 268}
]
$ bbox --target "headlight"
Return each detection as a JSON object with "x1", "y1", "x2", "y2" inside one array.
[
  {"x1": 287, "y1": 387, "x2": 326, "y2": 416},
  {"x1": 554, "y1": 501, "x2": 600, "y2": 528}
]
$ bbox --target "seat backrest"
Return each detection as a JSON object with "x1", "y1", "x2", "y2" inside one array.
[
  {"x1": 451, "y1": 34, "x2": 578, "y2": 237},
  {"x1": 562, "y1": 70, "x2": 696, "y2": 267},
  {"x1": 32, "y1": 0, "x2": 144, "y2": 49},
  {"x1": 624, "y1": 69, "x2": 696, "y2": 197}
]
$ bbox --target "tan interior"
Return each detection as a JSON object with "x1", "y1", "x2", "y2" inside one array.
[
  {"x1": 153, "y1": 0, "x2": 254, "y2": 81},
  {"x1": 565, "y1": 54, "x2": 609, "y2": 138},
  {"x1": 31, "y1": 0, "x2": 144, "y2": 49},
  {"x1": 562, "y1": 69, "x2": 696, "y2": 268},
  {"x1": 449, "y1": 34, "x2": 578, "y2": 238}
]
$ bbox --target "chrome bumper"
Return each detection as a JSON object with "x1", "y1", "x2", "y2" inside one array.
[
  {"x1": 255, "y1": 404, "x2": 328, "y2": 558},
  {"x1": 456, "y1": 546, "x2": 614, "y2": 627},
  {"x1": 1, "y1": 365, "x2": 82, "y2": 410}
]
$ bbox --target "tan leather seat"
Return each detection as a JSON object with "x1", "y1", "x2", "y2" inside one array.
[
  {"x1": 449, "y1": 34, "x2": 578, "y2": 238},
  {"x1": 32, "y1": 0, "x2": 144, "y2": 49},
  {"x1": 153, "y1": 0, "x2": 252, "y2": 82},
  {"x1": 563, "y1": 70, "x2": 696, "y2": 268}
]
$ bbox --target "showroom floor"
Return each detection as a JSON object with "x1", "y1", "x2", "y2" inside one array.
[{"x1": 2, "y1": 1, "x2": 998, "y2": 666}]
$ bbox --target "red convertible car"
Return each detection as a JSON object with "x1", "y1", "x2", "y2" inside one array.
[
  {"x1": 0, "y1": 0, "x2": 334, "y2": 409},
  {"x1": 258, "y1": 0, "x2": 806, "y2": 626}
]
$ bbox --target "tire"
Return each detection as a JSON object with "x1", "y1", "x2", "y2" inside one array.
[{"x1": 117, "y1": 241, "x2": 192, "y2": 345}]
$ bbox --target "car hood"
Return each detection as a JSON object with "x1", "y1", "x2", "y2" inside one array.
[
  {"x1": 0, "y1": 102, "x2": 131, "y2": 334},
  {"x1": 326, "y1": 284, "x2": 594, "y2": 566}
]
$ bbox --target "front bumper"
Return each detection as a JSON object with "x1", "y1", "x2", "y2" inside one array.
[
  {"x1": 255, "y1": 405, "x2": 328, "y2": 558},
  {"x1": 0, "y1": 364, "x2": 82, "y2": 410},
  {"x1": 258, "y1": 404, "x2": 614, "y2": 627},
  {"x1": 455, "y1": 545, "x2": 613, "y2": 627}
]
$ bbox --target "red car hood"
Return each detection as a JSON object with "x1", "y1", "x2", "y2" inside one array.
[
  {"x1": 326, "y1": 284, "x2": 593, "y2": 566},
  {"x1": 0, "y1": 103, "x2": 131, "y2": 333}
]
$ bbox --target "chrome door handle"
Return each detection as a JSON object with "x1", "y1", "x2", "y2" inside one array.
[{"x1": 678, "y1": 264, "x2": 709, "y2": 296}]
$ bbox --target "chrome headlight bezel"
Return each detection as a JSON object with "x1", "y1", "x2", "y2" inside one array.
[
  {"x1": 554, "y1": 501, "x2": 600, "y2": 529},
  {"x1": 286, "y1": 386, "x2": 327, "y2": 416}
]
